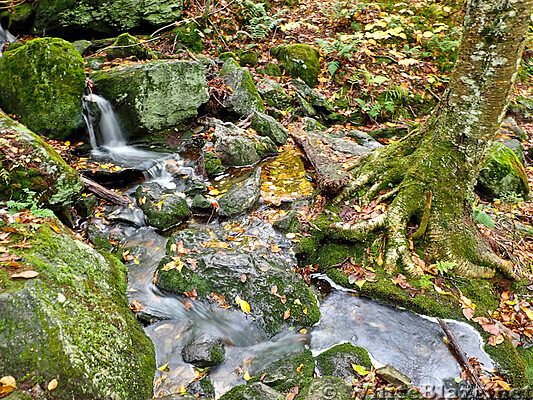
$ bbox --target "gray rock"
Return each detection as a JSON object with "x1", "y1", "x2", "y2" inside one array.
[
  {"x1": 302, "y1": 117, "x2": 326, "y2": 132},
  {"x1": 295, "y1": 92, "x2": 317, "y2": 117},
  {"x1": 299, "y1": 377, "x2": 352, "y2": 400},
  {"x1": 72, "y1": 39, "x2": 92, "y2": 56},
  {"x1": 135, "y1": 182, "x2": 190, "y2": 230},
  {"x1": 376, "y1": 364, "x2": 412, "y2": 389},
  {"x1": 91, "y1": 60, "x2": 209, "y2": 138},
  {"x1": 220, "y1": 58, "x2": 265, "y2": 117},
  {"x1": 252, "y1": 111, "x2": 288, "y2": 145},
  {"x1": 182, "y1": 334, "x2": 225, "y2": 367},
  {"x1": 186, "y1": 376, "x2": 216, "y2": 398},
  {"x1": 0, "y1": 221, "x2": 155, "y2": 399},
  {"x1": 291, "y1": 78, "x2": 333, "y2": 112},
  {"x1": 476, "y1": 142, "x2": 530, "y2": 200},
  {"x1": 105, "y1": 33, "x2": 153, "y2": 61},
  {"x1": 347, "y1": 129, "x2": 383, "y2": 149},
  {"x1": 192, "y1": 194, "x2": 213, "y2": 211},
  {"x1": 218, "y1": 168, "x2": 262, "y2": 217},
  {"x1": 368, "y1": 125, "x2": 409, "y2": 139},
  {"x1": 257, "y1": 78, "x2": 293, "y2": 110},
  {"x1": 502, "y1": 138, "x2": 525, "y2": 165},
  {"x1": 500, "y1": 116, "x2": 527, "y2": 140},
  {"x1": 316, "y1": 343, "x2": 372, "y2": 385},
  {"x1": 219, "y1": 382, "x2": 285, "y2": 400}
]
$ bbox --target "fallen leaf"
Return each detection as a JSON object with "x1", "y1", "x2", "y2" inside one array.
[
  {"x1": 158, "y1": 362, "x2": 169, "y2": 372},
  {"x1": 241, "y1": 273, "x2": 247, "y2": 283},
  {"x1": 0, "y1": 376, "x2": 16, "y2": 396},
  {"x1": 48, "y1": 379, "x2": 58, "y2": 391},
  {"x1": 284, "y1": 309, "x2": 291, "y2": 319},
  {"x1": 10, "y1": 271, "x2": 39, "y2": 279},
  {"x1": 235, "y1": 295, "x2": 251, "y2": 314},
  {"x1": 296, "y1": 363, "x2": 304, "y2": 373}
]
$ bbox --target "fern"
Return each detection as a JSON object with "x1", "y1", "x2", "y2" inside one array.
[{"x1": 435, "y1": 261, "x2": 456, "y2": 275}]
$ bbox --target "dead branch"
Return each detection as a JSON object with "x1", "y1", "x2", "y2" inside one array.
[{"x1": 81, "y1": 176, "x2": 128, "y2": 206}]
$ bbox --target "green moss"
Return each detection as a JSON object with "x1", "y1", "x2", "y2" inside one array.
[
  {"x1": 220, "y1": 58, "x2": 265, "y2": 116},
  {"x1": 106, "y1": 32, "x2": 153, "y2": 60},
  {"x1": 276, "y1": 44, "x2": 320, "y2": 88},
  {"x1": 205, "y1": 151, "x2": 225, "y2": 176},
  {"x1": 173, "y1": 22, "x2": 204, "y2": 53},
  {"x1": 0, "y1": 37, "x2": 85, "y2": 140},
  {"x1": 239, "y1": 50, "x2": 259, "y2": 67},
  {"x1": 316, "y1": 343, "x2": 372, "y2": 378}
]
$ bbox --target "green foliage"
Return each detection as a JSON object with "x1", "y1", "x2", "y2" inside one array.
[
  {"x1": 235, "y1": 0, "x2": 286, "y2": 39},
  {"x1": 435, "y1": 260, "x2": 456, "y2": 276},
  {"x1": 473, "y1": 205, "x2": 495, "y2": 229},
  {"x1": 5, "y1": 189, "x2": 55, "y2": 219},
  {"x1": 417, "y1": 274, "x2": 434, "y2": 289}
]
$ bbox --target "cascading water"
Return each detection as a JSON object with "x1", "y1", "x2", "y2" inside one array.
[
  {"x1": 0, "y1": 22, "x2": 16, "y2": 57},
  {"x1": 82, "y1": 93, "x2": 198, "y2": 189}
]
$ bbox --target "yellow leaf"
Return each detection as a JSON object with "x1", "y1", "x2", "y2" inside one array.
[
  {"x1": 296, "y1": 363, "x2": 304, "y2": 373},
  {"x1": 0, "y1": 376, "x2": 16, "y2": 395},
  {"x1": 525, "y1": 309, "x2": 533, "y2": 320},
  {"x1": 422, "y1": 31, "x2": 434, "y2": 38},
  {"x1": 376, "y1": 253, "x2": 384, "y2": 267},
  {"x1": 433, "y1": 284, "x2": 453, "y2": 295},
  {"x1": 299, "y1": 328, "x2": 307, "y2": 334},
  {"x1": 158, "y1": 362, "x2": 169, "y2": 371},
  {"x1": 284, "y1": 309, "x2": 291, "y2": 319},
  {"x1": 51, "y1": 225, "x2": 60, "y2": 234},
  {"x1": 64, "y1": 141, "x2": 70, "y2": 146},
  {"x1": 10, "y1": 271, "x2": 39, "y2": 279},
  {"x1": 243, "y1": 371, "x2": 252, "y2": 381},
  {"x1": 355, "y1": 280, "x2": 367, "y2": 289},
  {"x1": 48, "y1": 379, "x2": 58, "y2": 391},
  {"x1": 235, "y1": 295, "x2": 251, "y2": 313}
]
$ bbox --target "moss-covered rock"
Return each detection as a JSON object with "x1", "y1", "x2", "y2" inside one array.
[
  {"x1": 252, "y1": 111, "x2": 288, "y2": 145},
  {"x1": 316, "y1": 343, "x2": 371, "y2": 384},
  {"x1": 218, "y1": 168, "x2": 262, "y2": 217},
  {"x1": 135, "y1": 182, "x2": 190, "y2": 230},
  {"x1": 34, "y1": 0, "x2": 183, "y2": 37},
  {"x1": 105, "y1": 32, "x2": 153, "y2": 60},
  {"x1": 296, "y1": 377, "x2": 352, "y2": 400},
  {"x1": 173, "y1": 22, "x2": 204, "y2": 53},
  {"x1": 275, "y1": 44, "x2": 320, "y2": 88},
  {"x1": 0, "y1": 111, "x2": 83, "y2": 208},
  {"x1": 476, "y1": 141, "x2": 530, "y2": 200},
  {"x1": 204, "y1": 151, "x2": 226, "y2": 176},
  {"x1": 220, "y1": 382, "x2": 285, "y2": 400},
  {"x1": 181, "y1": 334, "x2": 225, "y2": 367},
  {"x1": 91, "y1": 60, "x2": 209, "y2": 138},
  {"x1": 156, "y1": 224, "x2": 320, "y2": 335},
  {"x1": 257, "y1": 62, "x2": 282, "y2": 77},
  {"x1": 239, "y1": 50, "x2": 258, "y2": 67},
  {"x1": 220, "y1": 58, "x2": 265, "y2": 117},
  {"x1": 72, "y1": 39, "x2": 92, "y2": 56},
  {"x1": 0, "y1": 221, "x2": 155, "y2": 399},
  {"x1": 0, "y1": 37, "x2": 85, "y2": 140},
  {"x1": 257, "y1": 78, "x2": 293, "y2": 110},
  {"x1": 247, "y1": 349, "x2": 315, "y2": 392},
  {"x1": 5, "y1": 2, "x2": 34, "y2": 32}
]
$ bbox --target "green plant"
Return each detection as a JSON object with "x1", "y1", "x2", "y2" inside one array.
[
  {"x1": 435, "y1": 260, "x2": 456, "y2": 276},
  {"x1": 6, "y1": 189, "x2": 55, "y2": 218},
  {"x1": 418, "y1": 274, "x2": 434, "y2": 289},
  {"x1": 235, "y1": 0, "x2": 286, "y2": 39}
]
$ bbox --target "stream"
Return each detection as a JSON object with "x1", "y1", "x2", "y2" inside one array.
[{"x1": 84, "y1": 95, "x2": 495, "y2": 399}]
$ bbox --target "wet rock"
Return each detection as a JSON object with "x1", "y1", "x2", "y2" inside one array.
[
  {"x1": 218, "y1": 168, "x2": 262, "y2": 217},
  {"x1": 248, "y1": 349, "x2": 314, "y2": 391},
  {"x1": 220, "y1": 382, "x2": 285, "y2": 400},
  {"x1": 220, "y1": 58, "x2": 265, "y2": 117},
  {"x1": 476, "y1": 142, "x2": 530, "y2": 200},
  {"x1": 0, "y1": 111, "x2": 83, "y2": 209},
  {"x1": 316, "y1": 343, "x2": 372, "y2": 384},
  {"x1": 156, "y1": 220, "x2": 320, "y2": 335},
  {"x1": 500, "y1": 116, "x2": 527, "y2": 140},
  {"x1": 204, "y1": 151, "x2": 226, "y2": 176},
  {"x1": 346, "y1": 130, "x2": 383, "y2": 149},
  {"x1": 74, "y1": 194, "x2": 99, "y2": 219},
  {"x1": 182, "y1": 334, "x2": 226, "y2": 367},
  {"x1": 191, "y1": 194, "x2": 213, "y2": 213},
  {"x1": 297, "y1": 377, "x2": 352, "y2": 400},
  {"x1": 501, "y1": 138, "x2": 525, "y2": 165},
  {"x1": 186, "y1": 376, "x2": 216, "y2": 398},
  {"x1": 376, "y1": 364, "x2": 412, "y2": 389},
  {"x1": 106, "y1": 33, "x2": 154, "y2": 61},
  {"x1": 252, "y1": 111, "x2": 288, "y2": 145},
  {"x1": 34, "y1": 0, "x2": 183, "y2": 37},
  {"x1": 0, "y1": 220, "x2": 155, "y2": 399},
  {"x1": 0, "y1": 37, "x2": 85, "y2": 140},
  {"x1": 212, "y1": 120, "x2": 277, "y2": 167},
  {"x1": 3, "y1": 2, "x2": 33, "y2": 32},
  {"x1": 295, "y1": 92, "x2": 317, "y2": 117},
  {"x1": 135, "y1": 182, "x2": 190, "y2": 230},
  {"x1": 257, "y1": 78, "x2": 292, "y2": 110},
  {"x1": 73, "y1": 39, "x2": 92, "y2": 56},
  {"x1": 91, "y1": 60, "x2": 209, "y2": 138},
  {"x1": 86, "y1": 55, "x2": 107, "y2": 70},
  {"x1": 274, "y1": 44, "x2": 320, "y2": 88},
  {"x1": 309, "y1": 131, "x2": 370, "y2": 157}
]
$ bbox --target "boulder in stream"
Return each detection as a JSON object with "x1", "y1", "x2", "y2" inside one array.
[
  {"x1": 218, "y1": 168, "x2": 262, "y2": 217},
  {"x1": 0, "y1": 111, "x2": 83, "y2": 209},
  {"x1": 90, "y1": 60, "x2": 209, "y2": 138},
  {"x1": 297, "y1": 377, "x2": 352, "y2": 400},
  {"x1": 0, "y1": 37, "x2": 85, "y2": 140},
  {"x1": 0, "y1": 220, "x2": 155, "y2": 399},
  {"x1": 219, "y1": 382, "x2": 285, "y2": 400},
  {"x1": 251, "y1": 111, "x2": 288, "y2": 145},
  {"x1": 181, "y1": 334, "x2": 226, "y2": 367},
  {"x1": 135, "y1": 182, "x2": 190, "y2": 230},
  {"x1": 315, "y1": 343, "x2": 372, "y2": 385}
]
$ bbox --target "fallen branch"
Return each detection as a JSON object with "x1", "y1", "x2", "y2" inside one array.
[
  {"x1": 81, "y1": 176, "x2": 128, "y2": 207},
  {"x1": 289, "y1": 128, "x2": 351, "y2": 195},
  {"x1": 437, "y1": 318, "x2": 489, "y2": 400}
]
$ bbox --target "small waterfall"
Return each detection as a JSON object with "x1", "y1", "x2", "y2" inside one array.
[{"x1": 0, "y1": 22, "x2": 16, "y2": 57}]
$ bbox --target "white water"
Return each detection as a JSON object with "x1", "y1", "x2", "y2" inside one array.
[
  {"x1": 82, "y1": 93, "x2": 190, "y2": 189},
  {"x1": 0, "y1": 23, "x2": 16, "y2": 57}
]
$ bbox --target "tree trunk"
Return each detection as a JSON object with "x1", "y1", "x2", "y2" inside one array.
[{"x1": 330, "y1": 0, "x2": 533, "y2": 278}]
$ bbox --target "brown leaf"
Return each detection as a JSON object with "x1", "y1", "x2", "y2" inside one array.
[{"x1": 10, "y1": 270, "x2": 39, "y2": 279}]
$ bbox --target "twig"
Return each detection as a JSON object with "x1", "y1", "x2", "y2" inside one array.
[
  {"x1": 237, "y1": 113, "x2": 254, "y2": 129},
  {"x1": 98, "y1": 37, "x2": 160, "y2": 54},
  {"x1": 209, "y1": 19, "x2": 230, "y2": 51}
]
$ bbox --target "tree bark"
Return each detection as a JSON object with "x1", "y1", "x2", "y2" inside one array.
[{"x1": 329, "y1": 0, "x2": 533, "y2": 278}]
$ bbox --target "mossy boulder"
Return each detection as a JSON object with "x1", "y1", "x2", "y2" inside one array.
[
  {"x1": 155, "y1": 223, "x2": 320, "y2": 335},
  {"x1": 5, "y1": 2, "x2": 34, "y2": 32},
  {"x1": 476, "y1": 141, "x2": 530, "y2": 200},
  {"x1": 204, "y1": 151, "x2": 225, "y2": 176},
  {"x1": 105, "y1": 32, "x2": 153, "y2": 60},
  {"x1": 220, "y1": 382, "x2": 285, "y2": 400},
  {"x1": 0, "y1": 111, "x2": 83, "y2": 209},
  {"x1": 257, "y1": 62, "x2": 282, "y2": 77},
  {"x1": 239, "y1": 50, "x2": 258, "y2": 67},
  {"x1": 0, "y1": 221, "x2": 155, "y2": 399},
  {"x1": 0, "y1": 37, "x2": 85, "y2": 140},
  {"x1": 90, "y1": 60, "x2": 209, "y2": 138},
  {"x1": 135, "y1": 182, "x2": 190, "y2": 230},
  {"x1": 181, "y1": 334, "x2": 225, "y2": 367},
  {"x1": 218, "y1": 168, "x2": 262, "y2": 217},
  {"x1": 34, "y1": 0, "x2": 183, "y2": 37},
  {"x1": 173, "y1": 22, "x2": 204, "y2": 53},
  {"x1": 291, "y1": 78, "x2": 332, "y2": 112},
  {"x1": 257, "y1": 78, "x2": 292, "y2": 110},
  {"x1": 316, "y1": 343, "x2": 372, "y2": 384},
  {"x1": 220, "y1": 58, "x2": 265, "y2": 117},
  {"x1": 274, "y1": 44, "x2": 320, "y2": 88},
  {"x1": 252, "y1": 111, "x2": 288, "y2": 145},
  {"x1": 296, "y1": 377, "x2": 352, "y2": 400}
]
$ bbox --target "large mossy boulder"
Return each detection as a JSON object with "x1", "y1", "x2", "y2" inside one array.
[
  {"x1": 296, "y1": 377, "x2": 352, "y2": 400},
  {"x1": 105, "y1": 32, "x2": 153, "y2": 60},
  {"x1": 33, "y1": 0, "x2": 183, "y2": 37},
  {"x1": 274, "y1": 44, "x2": 320, "y2": 88},
  {"x1": 251, "y1": 111, "x2": 288, "y2": 145},
  {"x1": 218, "y1": 168, "x2": 262, "y2": 217},
  {"x1": 220, "y1": 382, "x2": 285, "y2": 400},
  {"x1": 316, "y1": 343, "x2": 372, "y2": 384},
  {"x1": 476, "y1": 142, "x2": 530, "y2": 200},
  {"x1": 220, "y1": 58, "x2": 265, "y2": 117},
  {"x1": 91, "y1": 60, "x2": 209, "y2": 138},
  {"x1": 0, "y1": 37, "x2": 85, "y2": 140},
  {"x1": 0, "y1": 221, "x2": 155, "y2": 399},
  {"x1": 0, "y1": 111, "x2": 83, "y2": 209},
  {"x1": 155, "y1": 223, "x2": 320, "y2": 335}
]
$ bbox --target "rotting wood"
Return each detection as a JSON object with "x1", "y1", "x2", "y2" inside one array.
[
  {"x1": 289, "y1": 128, "x2": 351, "y2": 195},
  {"x1": 81, "y1": 176, "x2": 128, "y2": 206},
  {"x1": 437, "y1": 318, "x2": 489, "y2": 399}
]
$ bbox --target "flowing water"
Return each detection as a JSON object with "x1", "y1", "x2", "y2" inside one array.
[
  {"x1": 84, "y1": 95, "x2": 495, "y2": 399},
  {"x1": 0, "y1": 22, "x2": 16, "y2": 57}
]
